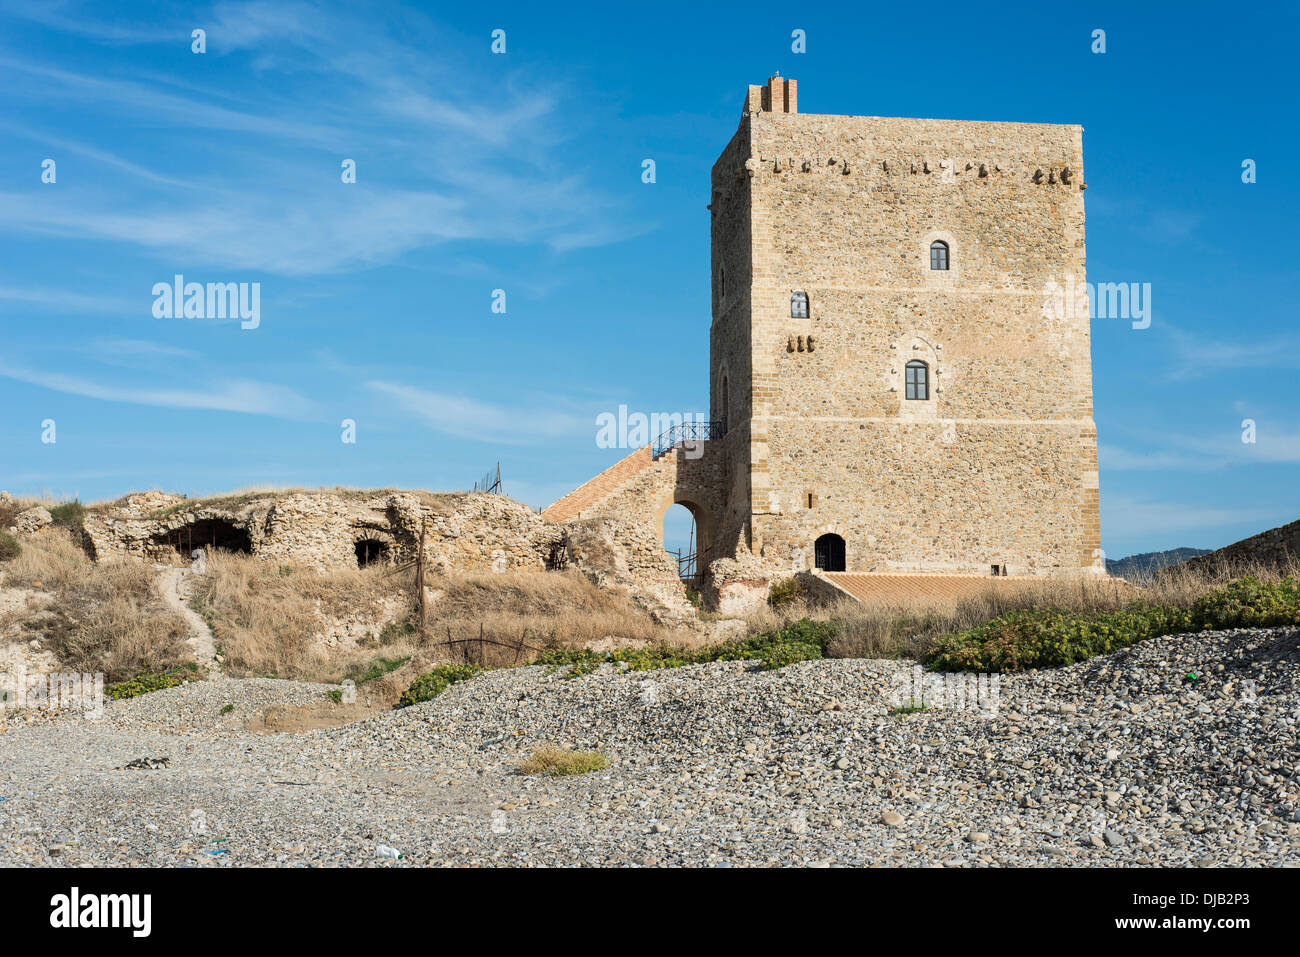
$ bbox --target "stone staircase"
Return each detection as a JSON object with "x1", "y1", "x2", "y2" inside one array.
[{"x1": 541, "y1": 447, "x2": 665, "y2": 524}]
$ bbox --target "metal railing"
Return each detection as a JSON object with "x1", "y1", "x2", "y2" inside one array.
[
  {"x1": 673, "y1": 548, "x2": 697, "y2": 588},
  {"x1": 473, "y1": 462, "x2": 502, "y2": 494},
  {"x1": 652, "y1": 420, "x2": 726, "y2": 459}
]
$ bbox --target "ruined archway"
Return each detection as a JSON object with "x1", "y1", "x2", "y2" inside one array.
[
  {"x1": 153, "y1": 518, "x2": 252, "y2": 559},
  {"x1": 658, "y1": 496, "x2": 716, "y2": 590},
  {"x1": 354, "y1": 538, "x2": 391, "y2": 568}
]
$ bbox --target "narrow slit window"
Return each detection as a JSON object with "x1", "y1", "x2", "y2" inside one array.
[{"x1": 905, "y1": 360, "x2": 929, "y2": 400}]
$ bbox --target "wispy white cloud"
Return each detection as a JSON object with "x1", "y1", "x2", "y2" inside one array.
[
  {"x1": 1102, "y1": 497, "x2": 1287, "y2": 541},
  {"x1": 0, "y1": 119, "x2": 205, "y2": 189},
  {"x1": 0, "y1": 359, "x2": 316, "y2": 417},
  {"x1": 0, "y1": 187, "x2": 473, "y2": 275},
  {"x1": 0, "y1": 0, "x2": 180, "y2": 43},
  {"x1": 367, "y1": 381, "x2": 581, "y2": 445},
  {"x1": 1162, "y1": 325, "x2": 1300, "y2": 381},
  {"x1": 87, "y1": 338, "x2": 201, "y2": 361},
  {"x1": 0, "y1": 284, "x2": 133, "y2": 312},
  {"x1": 0, "y1": 4, "x2": 641, "y2": 275},
  {"x1": 1098, "y1": 444, "x2": 1215, "y2": 471}
]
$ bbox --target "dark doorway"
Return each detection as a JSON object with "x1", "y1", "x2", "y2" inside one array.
[
  {"x1": 354, "y1": 538, "x2": 390, "y2": 568},
  {"x1": 154, "y1": 519, "x2": 252, "y2": 558},
  {"x1": 814, "y1": 533, "x2": 846, "y2": 572}
]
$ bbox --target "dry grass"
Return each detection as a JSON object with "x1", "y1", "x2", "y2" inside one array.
[
  {"x1": 421, "y1": 568, "x2": 682, "y2": 665},
  {"x1": 191, "y1": 554, "x2": 681, "y2": 682},
  {"x1": 518, "y1": 745, "x2": 610, "y2": 777},
  {"x1": 0, "y1": 532, "x2": 191, "y2": 680},
  {"x1": 747, "y1": 557, "x2": 1300, "y2": 661},
  {"x1": 191, "y1": 551, "x2": 411, "y2": 681}
]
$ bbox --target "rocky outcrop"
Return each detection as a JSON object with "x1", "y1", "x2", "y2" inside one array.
[
  {"x1": 554, "y1": 517, "x2": 698, "y2": 625},
  {"x1": 705, "y1": 551, "x2": 778, "y2": 616},
  {"x1": 12, "y1": 507, "x2": 52, "y2": 535},
  {"x1": 1176, "y1": 519, "x2": 1300, "y2": 576}
]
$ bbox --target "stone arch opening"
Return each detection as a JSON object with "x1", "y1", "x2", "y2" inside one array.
[
  {"x1": 814, "y1": 533, "x2": 846, "y2": 572},
  {"x1": 354, "y1": 538, "x2": 391, "y2": 568},
  {"x1": 659, "y1": 497, "x2": 715, "y2": 589},
  {"x1": 154, "y1": 518, "x2": 252, "y2": 559}
]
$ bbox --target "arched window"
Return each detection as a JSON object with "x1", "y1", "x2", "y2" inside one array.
[
  {"x1": 790, "y1": 291, "x2": 809, "y2": 318},
  {"x1": 905, "y1": 360, "x2": 929, "y2": 400},
  {"x1": 814, "y1": 533, "x2": 846, "y2": 572},
  {"x1": 930, "y1": 241, "x2": 949, "y2": 271}
]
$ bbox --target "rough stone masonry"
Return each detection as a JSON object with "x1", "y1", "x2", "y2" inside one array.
[{"x1": 546, "y1": 75, "x2": 1101, "y2": 589}]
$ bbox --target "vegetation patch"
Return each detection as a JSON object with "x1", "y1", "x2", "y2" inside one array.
[
  {"x1": 1, "y1": 534, "x2": 192, "y2": 681},
  {"x1": 535, "y1": 618, "x2": 836, "y2": 677},
  {"x1": 104, "y1": 667, "x2": 199, "y2": 700},
  {"x1": 890, "y1": 699, "x2": 928, "y2": 715},
  {"x1": 0, "y1": 532, "x2": 20, "y2": 562},
  {"x1": 343, "y1": 655, "x2": 410, "y2": 685},
  {"x1": 396, "y1": 663, "x2": 482, "y2": 707},
  {"x1": 48, "y1": 500, "x2": 86, "y2": 530},
  {"x1": 518, "y1": 745, "x2": 609, "y2": 777},
  {"x1": 767, "y1": 576, "x2": 807, "y2": 609},
  {"x1": 925, "y1": 575, "x2": 1300, "y2": 673}
]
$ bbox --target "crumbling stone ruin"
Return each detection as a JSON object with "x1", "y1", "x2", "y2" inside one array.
[{"x1": 76, "y1": 488, "x2": 697, "y2": 626}]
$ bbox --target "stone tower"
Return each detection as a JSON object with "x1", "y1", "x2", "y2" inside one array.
[
  {"x1": 707, "y1": 74, "x2": 1100, "y2": 576},
  {"x1": 545, "y1": 77, "x2": 1102, "y2": 606}
]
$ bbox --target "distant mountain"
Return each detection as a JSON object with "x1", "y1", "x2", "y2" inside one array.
[{"x1": 1107, "y1": 547, "x2": 1212, "y2": 582}]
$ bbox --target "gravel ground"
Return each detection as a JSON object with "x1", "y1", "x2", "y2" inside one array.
[{"x1": 1, "y1": 626, "x2": 1297, "y2": 867}]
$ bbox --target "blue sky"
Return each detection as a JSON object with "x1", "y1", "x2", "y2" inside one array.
[{"x1": 0, "y1": 0, "x2": 1296, "y2": 561}]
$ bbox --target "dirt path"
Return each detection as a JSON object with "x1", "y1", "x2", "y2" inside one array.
[{"x1": 158, "y1": 565, "x2": 222, "y2": 678}]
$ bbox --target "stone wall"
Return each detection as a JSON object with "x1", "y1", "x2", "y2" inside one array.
[{"x1": 83, "y1": 490, "x2": 565, "y2": 575}]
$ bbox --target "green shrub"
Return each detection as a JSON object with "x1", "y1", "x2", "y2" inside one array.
[
  {"x1": 343, "y1": 655, "x2": 410, "y2": 685},
  {"x1": 48, "y1": 500, "x2": 86, "y2": 529},
  {"x1": 0, "y1": 532, "x2": 20, "y2": 562},
  {"x1": 396, "y1": 663, "x2": 481, "y2": 707},
  {"x1": 1190, "y1": 575, "x2": 1300, "y2": 630},
  {"x1": 104, "y1": 667, "x2": 198, "y2": 700},
  {"x1": 379, "y1": 619, "x2": 417, "y2": 644},
  {"x1": 925, "y1": 575, "x2": 1300, "y2": 673},
  {"x1": 535, "y1": 617, "x2": 837, "y2": 677},
  {"x1": 768, "y1": 576, "x2": 807, "y2": 608}
]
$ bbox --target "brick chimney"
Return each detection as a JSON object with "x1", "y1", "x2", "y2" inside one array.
[{"x1": 745, "y1": 73, "x2": 797, "y2": 114}]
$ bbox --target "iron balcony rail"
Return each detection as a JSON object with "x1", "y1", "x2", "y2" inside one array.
[{"x1": 652, "y1": 420, "x2": 726, "y2": 459}]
